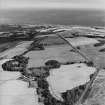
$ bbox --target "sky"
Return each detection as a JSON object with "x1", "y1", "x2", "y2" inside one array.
[{"x1": 1, "y1": 0, "x2": 105, "y2": 10}]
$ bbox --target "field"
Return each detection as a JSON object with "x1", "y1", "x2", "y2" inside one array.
[{"x1": 0, "y1": 25, "x2": 105, "y2": 105}]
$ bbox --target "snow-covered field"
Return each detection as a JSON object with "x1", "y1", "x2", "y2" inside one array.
[
  {"x1": 0, "y1": 41, "x2": 32, "y2": 58},
  {"x1": 47, "y1": 63, "x2": 96, "y2": 100},
  {"x1": 0, "y1": 80, "x2": 39, "y2": 105},
  {"x1": 0, "y1": 59, "x2": 40, "y2": 105}
]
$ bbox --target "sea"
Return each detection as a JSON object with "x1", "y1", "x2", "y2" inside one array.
[{"x1": 0, "y1": 9, "x2": 105, "y2": 26}]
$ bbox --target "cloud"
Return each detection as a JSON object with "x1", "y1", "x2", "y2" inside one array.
[
  {"x1": 0, "y1": 17, "x2": 11, "y2": 24},
  {"x1": 1, "y1": 0, "x2": 105, "y2": 9}
]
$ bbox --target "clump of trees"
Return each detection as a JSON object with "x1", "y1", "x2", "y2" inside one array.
[
  {"x1": 45, "y1": 60, "x2": 61, "y2": 69},
  {"x1": 62, "y1": 84, "x2": 87, "y2": 105},
  {"x1": 23, "y1": 67, "x2": 49, "y2": 79},
  {"x1": 2, "y1": 55, "x2": 29, "y2": 72}
]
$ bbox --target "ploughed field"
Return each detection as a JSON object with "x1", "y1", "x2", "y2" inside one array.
[{"x1": 0, "y1": 26, "x2": 105, "y2": 105}]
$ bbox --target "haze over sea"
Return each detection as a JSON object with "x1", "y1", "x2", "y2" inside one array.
[{"x1": 0, "y1": 9, "x2": 105, "y2": 26}]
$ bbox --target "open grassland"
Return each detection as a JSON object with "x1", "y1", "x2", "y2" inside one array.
[{"x1": 24, "y1": 36, "x2": 105, "y2": 68}]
